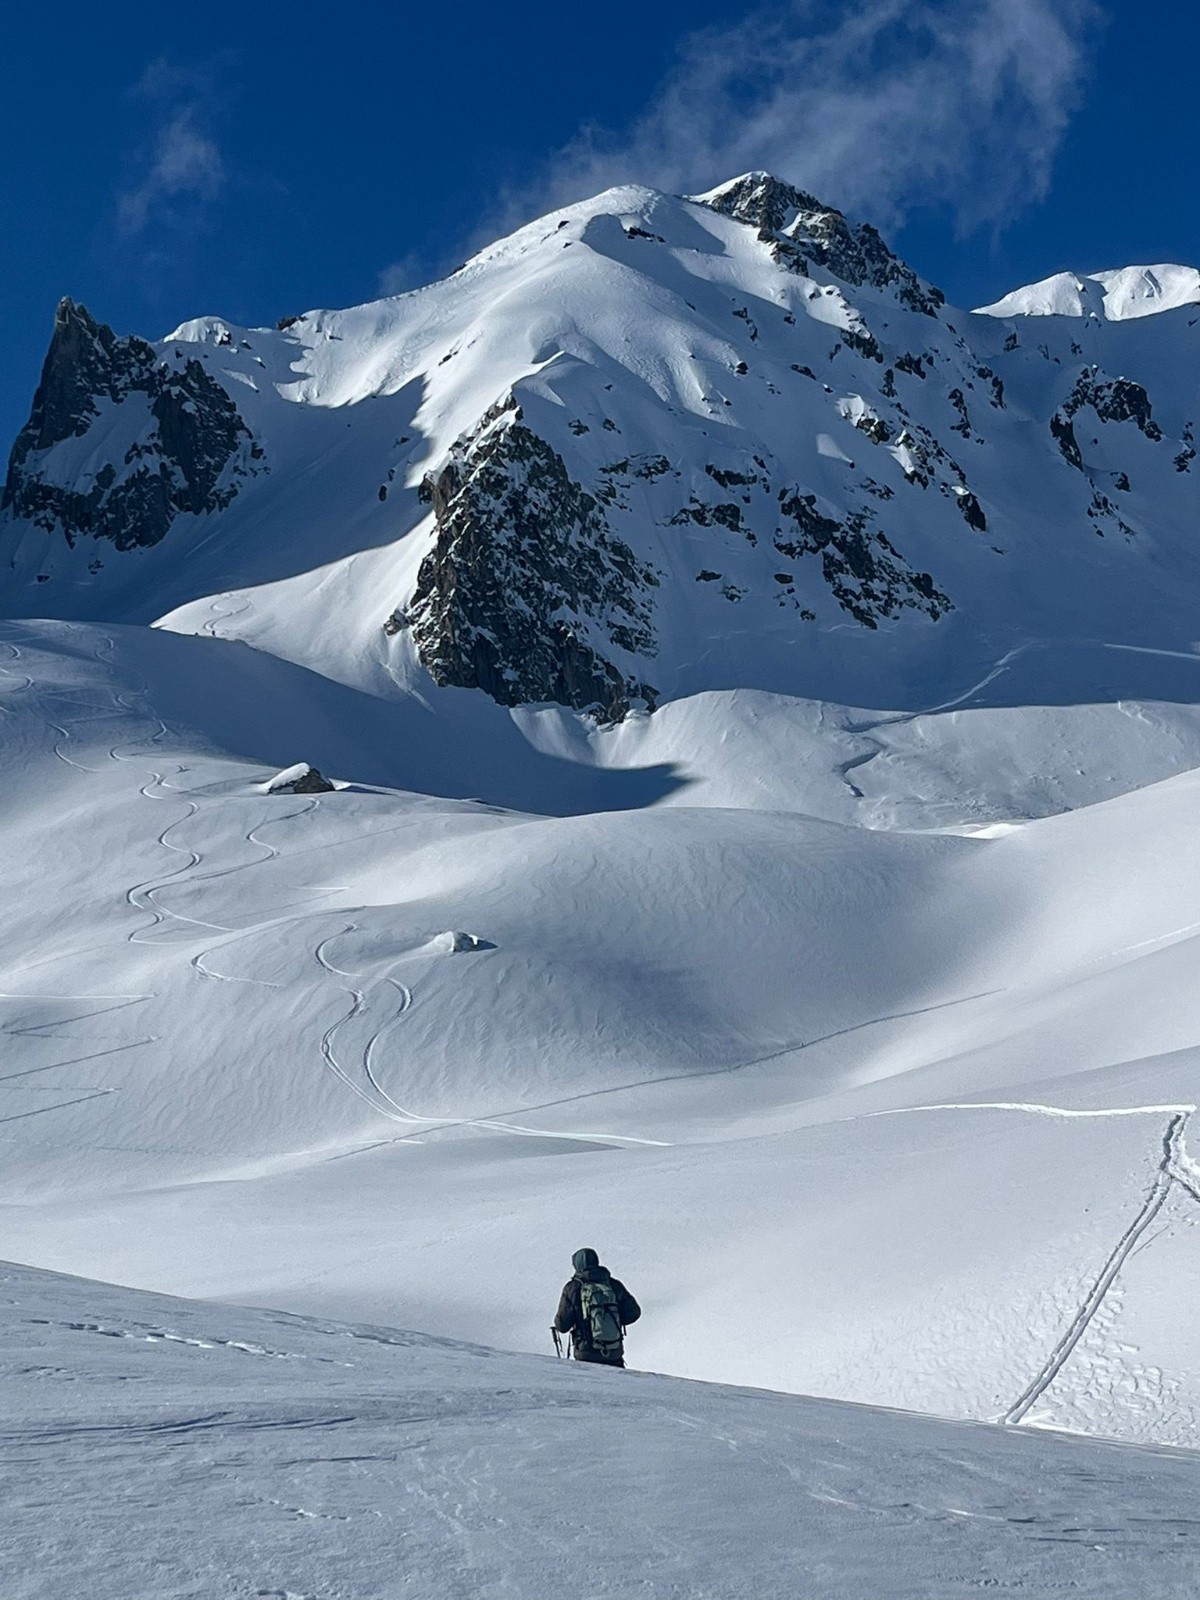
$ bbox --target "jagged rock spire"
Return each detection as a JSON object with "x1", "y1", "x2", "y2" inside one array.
[{"x1": 2, "y1": 299, "x2": 262, "y2": 548}]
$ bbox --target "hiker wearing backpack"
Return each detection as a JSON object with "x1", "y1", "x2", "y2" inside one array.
[{"x1": 553, "y1": 1247, "x2": 640, "y2": 1367}]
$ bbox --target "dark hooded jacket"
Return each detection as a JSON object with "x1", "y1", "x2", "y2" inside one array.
[{"x1": 554, "y1": 1248, "x2": 641, "y2": 1366}]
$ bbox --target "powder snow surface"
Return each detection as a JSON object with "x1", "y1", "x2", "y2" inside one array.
[
  {"x1": 4, "y1": 617, "x2": 1200, "y2": 1462},
  {"x1": 6, "y1": 1259, "x2": 1200, "y2": 1600}
]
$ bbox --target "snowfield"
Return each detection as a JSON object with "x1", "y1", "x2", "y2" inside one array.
[
  {"x1": 3, "y1": 616, "x2": 1200, "y2": 1458},
  {"x1": 3, "y1": 170, "x2": 1200, "y2": 1593},
  {"x1": 6, "y1": 1258, "x2": 1200, "y2": 1600}
]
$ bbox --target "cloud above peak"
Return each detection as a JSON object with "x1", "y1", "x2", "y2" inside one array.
[
  {"x1": 116, "y1": 58, "x2": 228, "y2": 239},
  {"x1": 545, "y1": 0, "x2": 1101, "y2": 230}
]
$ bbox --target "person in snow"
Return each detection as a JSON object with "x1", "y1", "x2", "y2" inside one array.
[{"x1": 554, "y1": 1247, "x2": 641, "y2": 1367}]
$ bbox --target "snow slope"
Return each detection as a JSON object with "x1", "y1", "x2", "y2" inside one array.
[
  {"x1": 3, "y1": 620, "x2": 1200, "y2": 1451},
  {"x1": 6, "y1": 1258, "x2": 1200, "y2": 1600}
]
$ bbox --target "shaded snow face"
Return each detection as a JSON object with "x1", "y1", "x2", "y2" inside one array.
[{"x1": 1, "y1": 175, "x2": 1196, "y2": 719}]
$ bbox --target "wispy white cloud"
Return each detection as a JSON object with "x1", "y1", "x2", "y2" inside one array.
[
  {"x1": 376, "y1": 252, "x2": 430, "y2": 299},
  {"x1": 529, "y1": 0, "x2": 1101, "y2": 231},
  {"x1": 116, "y1": 59, "x2": 228, "y2": 237}
]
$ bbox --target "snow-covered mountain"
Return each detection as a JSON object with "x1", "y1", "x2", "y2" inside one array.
[
  {"x1": 3, "y1": 172, "x2": 1199, "y2": 719},
  {"x1": 4, "y1": 173, "x2": 1200, "y2": 1500},
  {"x1": 977, "y1": 263, "x2": 1200, "y2": 322}
]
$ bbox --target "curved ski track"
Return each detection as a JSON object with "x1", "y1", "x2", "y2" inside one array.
[
  {"x1": 0, "y1": 626, "x2": 323, "y2": 1127},
  {"x1": 312, "y1": 926, "x2": 668, "y2": 1151}
]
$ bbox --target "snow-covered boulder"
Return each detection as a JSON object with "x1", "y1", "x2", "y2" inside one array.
[
  {"x1": 262, "y1": 762, "x2": 335, "y2": 794},
  {"x1": 421, "y1": 930, "x2": 494, "y2": 954}
]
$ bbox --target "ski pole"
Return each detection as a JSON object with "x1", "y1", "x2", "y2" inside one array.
[{"x1": 552, "y1": 1327, "x2": 564, "y2": 1358}]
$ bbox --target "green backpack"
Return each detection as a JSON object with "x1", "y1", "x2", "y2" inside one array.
[{"x1": 580, "y1": 1278, "x2": 624, "y2": 1357}]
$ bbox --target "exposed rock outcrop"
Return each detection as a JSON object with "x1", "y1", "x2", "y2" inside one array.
[
  {"x1": 702, "y1": 173, "x2": 946, "y2": 317},
  {"x1": 774, "y1": 489, "x2": 950, "y2": 628},
  {"x1": 2, "y1": 299, "x2": 261, "y2": 552},
  {"x1": 409, "y1": 402, "x2": 660, "y2": 721}
]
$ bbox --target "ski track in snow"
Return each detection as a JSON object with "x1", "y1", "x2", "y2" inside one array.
[
  {"x1": 833, "y1": 644, "x2": 1037, "y2": 801},
  {"x1": 56, "y1": 629, "x2": 327, "y2": 972},
  {"x1": 183, "y1": 798, "x2": 322, "y2": 985},
  {"x1": 377, "y1": 986, "x2": 1005, "y2": 1143},
  {"x1": 0, "y1": 993, "x2": 152, "y2": 1125},
  {"x1": 124, "y1": 773, "x2": 219, "y2": 944},
  {"x1": 4, "y1": 630, "x2": 550, "y2": 1150},
  {"x1": 315, "y1": 926, "x2": 394, "y2": 1126},
  {"x1": 1002, "y1": 1111, "x2": 1191, "y2": 1426},
  {"x1": 0, "y1": 628, "x2": 326, "y2": 1126},
  {"x1": 859, "y1": 1098, "x2": 1200, "y2": 1428},
  {"x1": 313, "y1": 926, "x2": 671, "y2": 1150},
  {"x1": 0, "y1": 639, "x2": 35, "y2": 712},
  {"x1": 202, "y1": 594, "x2": 251, "y2": 638}
]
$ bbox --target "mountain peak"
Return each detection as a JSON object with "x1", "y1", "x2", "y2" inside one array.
[
  {"x1": 976, "y1": 264, "x2": 1200, "y2": 323},
  {"x1": 694, "y1": 172, "x2": 945, "y2": 317},
  {"x1": 691, "y1": 172, "x2": 829, "y2": 235},
  {"x1": 2, "y1": 171, "x2": 1196, "y2": 725}
]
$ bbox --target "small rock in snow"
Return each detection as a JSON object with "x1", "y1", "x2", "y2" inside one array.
[{"x1": 263, "y1": 763, "x2": 335, "y2": 795}]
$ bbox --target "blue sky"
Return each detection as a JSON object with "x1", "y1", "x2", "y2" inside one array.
[{"x1": 2, "y1": 0, "x2": 1198, "y2": 451}]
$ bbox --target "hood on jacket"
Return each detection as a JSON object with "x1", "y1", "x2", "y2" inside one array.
[{"x1": 572, "y1": 1247, "x2": 599, "y2": 1273}]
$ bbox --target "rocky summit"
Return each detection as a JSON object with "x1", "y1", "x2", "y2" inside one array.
[{"x1": 1, "y1": 174, "x2": 1197, "y2": 715}]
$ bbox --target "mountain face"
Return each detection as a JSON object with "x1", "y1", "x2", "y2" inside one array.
[
  {"x1": 3, "y1": 298, "x2": 263, "y2": 557},
  {"x1": 409, "y1": 400, "x2": 661, "y2": 719},
  {"x1": 2, "y1": 174, "x2": 1198, "y2": 716},
  {"x1": 10, "y1": 176, "x2": 1200, "y2": 1472}
]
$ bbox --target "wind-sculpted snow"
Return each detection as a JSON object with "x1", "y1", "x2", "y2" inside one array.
[
  {"x1": 978, "y1": 264, "x2": 1200, "y2": 321},
  {"x1": 9, "y1": 1261, "x2": 1200, "y2": 1600}
]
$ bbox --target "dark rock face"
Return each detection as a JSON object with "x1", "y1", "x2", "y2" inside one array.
[
  {"x1": 702, "y1": 174, "x2": 945, "y2": 317},
  {"x1": 774, "y1": 489, "x2": 950, "y2": 628},
  {"x1": 409, "y1": 402, "x2": 659, "y2": 721},
  {"x1": 955, "y1": 491, "x2": 988, "y2": 532},
  {"x1": 1056, "y1": 369, "x2": 1164, "y2": 444},
  {"x1": 1051, "y1": 412, "x2": 1084, "y2": 471},
  {"x1": 1050, "y1": 369, "x2": 1164, "y2": 475},
  {"x1": 2, "y1": 299, "x2": 261, "y2": 552}
]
